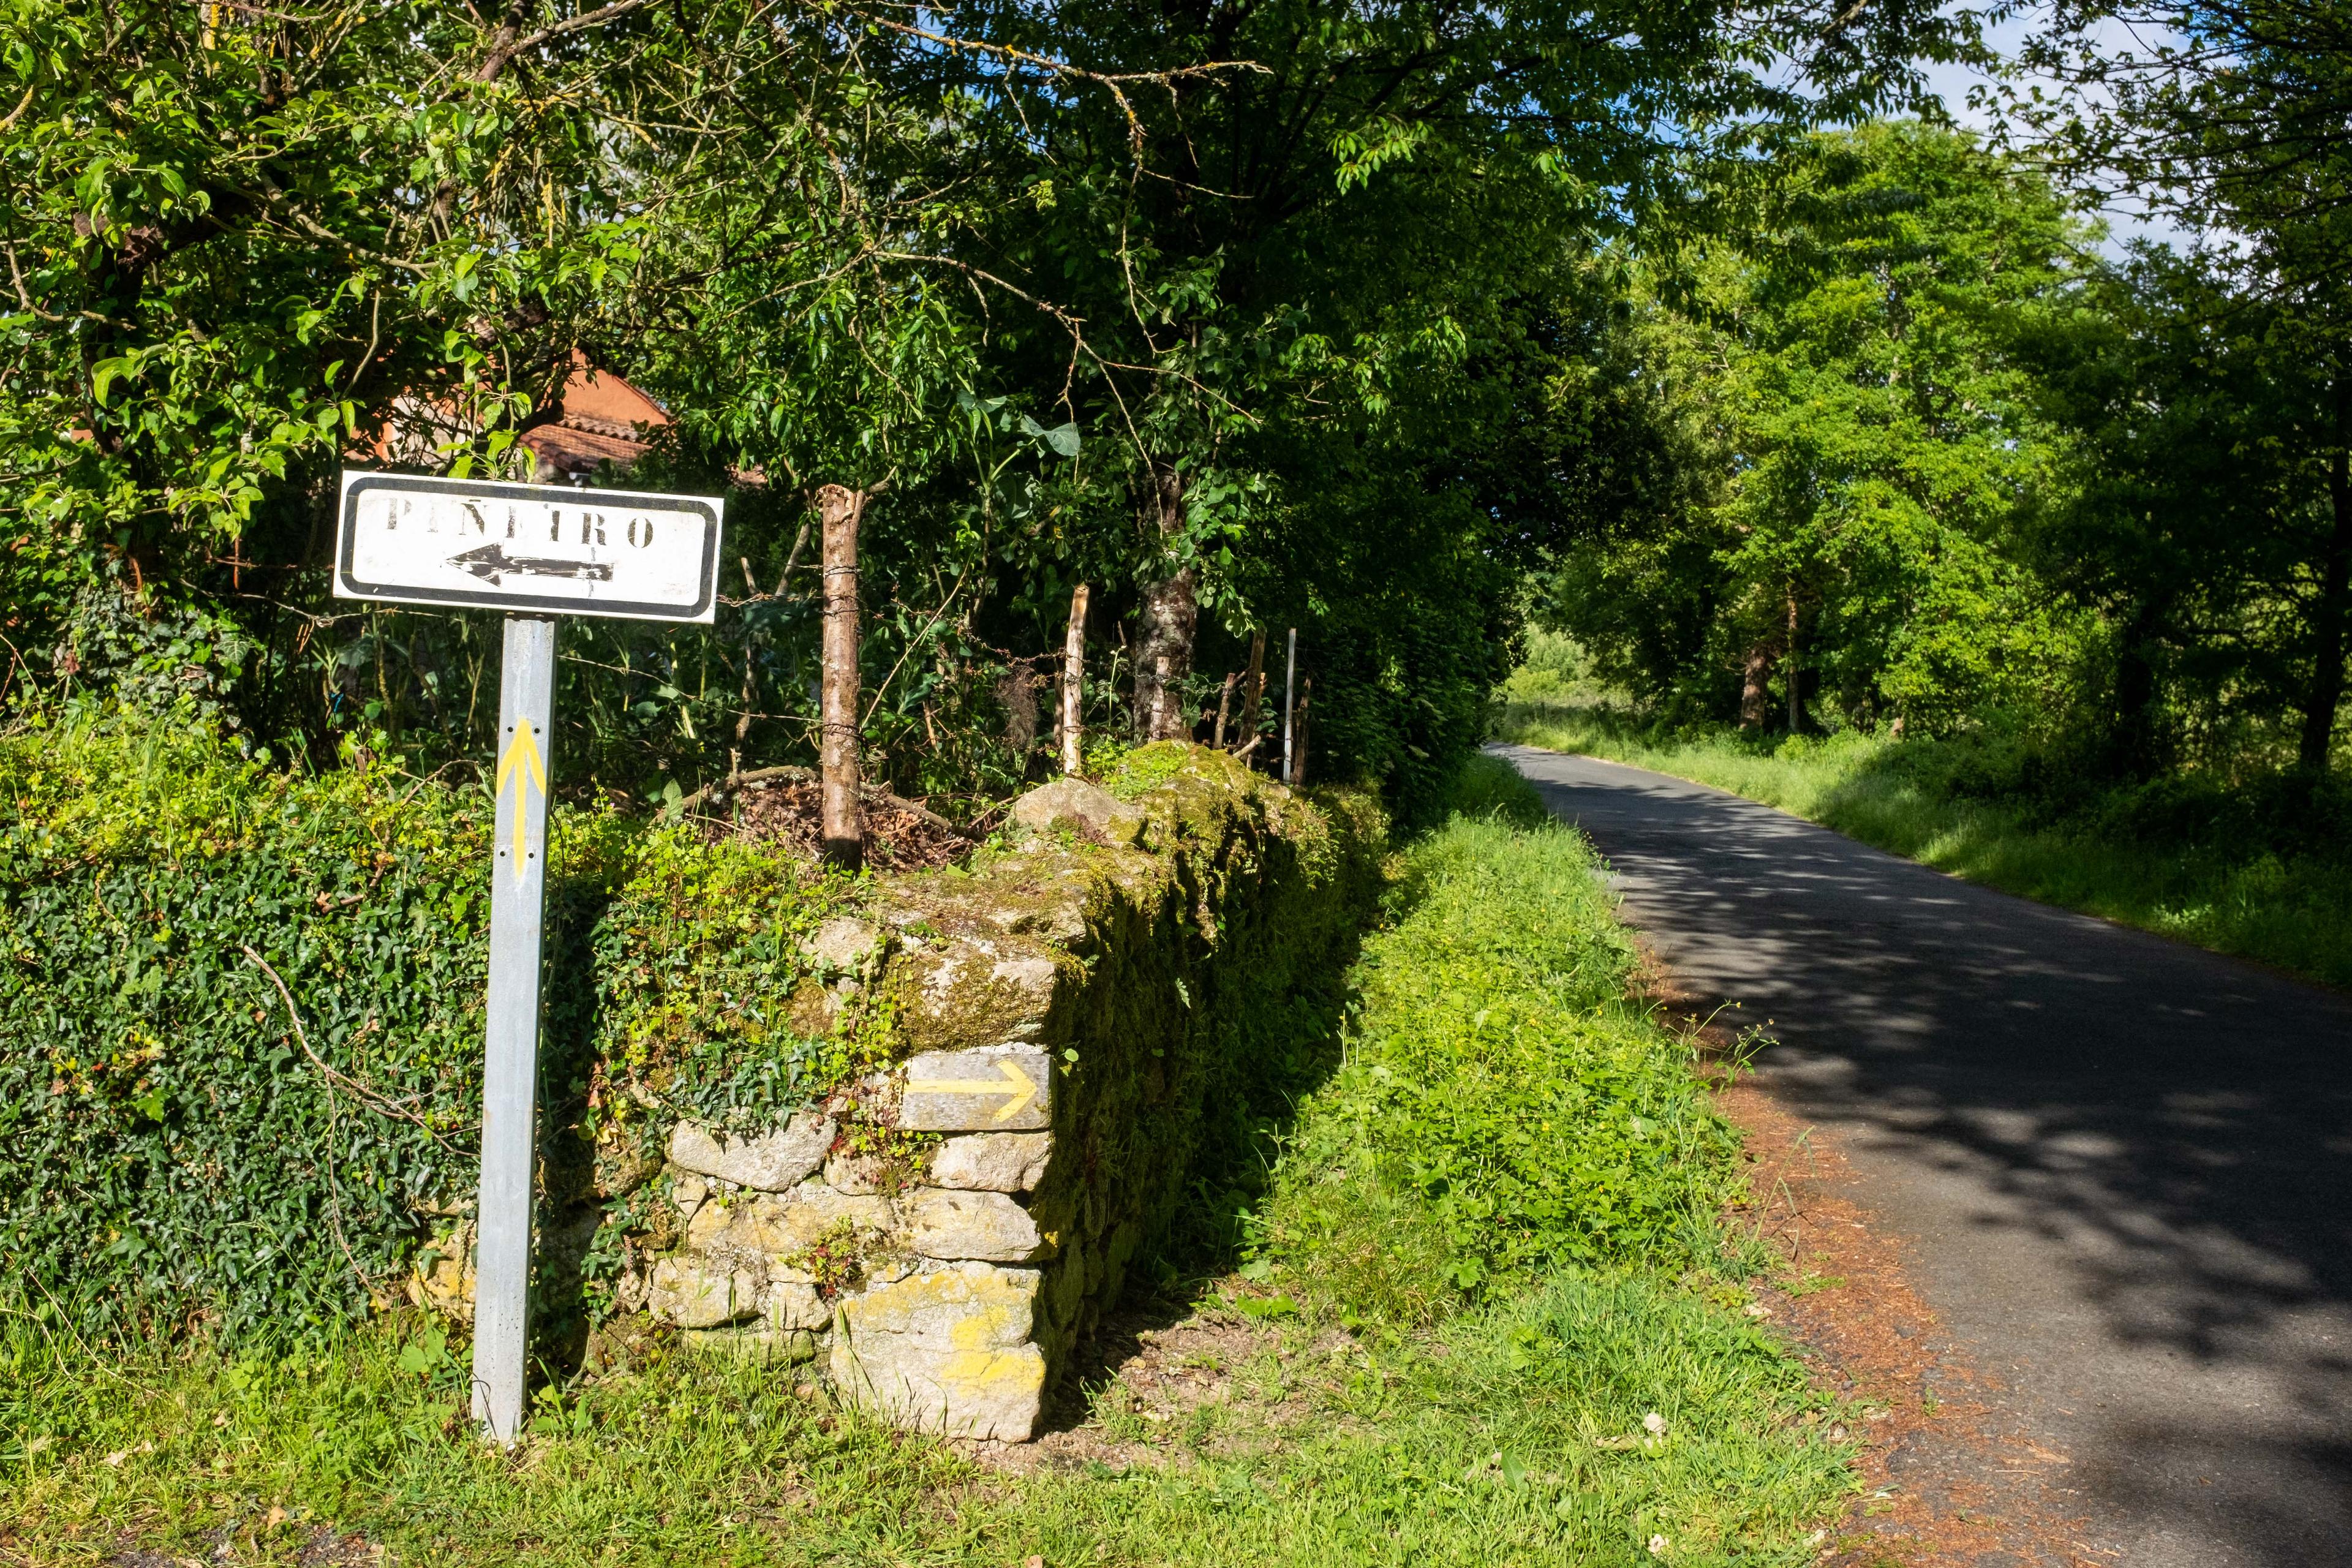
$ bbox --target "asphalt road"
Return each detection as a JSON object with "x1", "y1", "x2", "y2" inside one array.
[{"x1": 1496, "y1": 744, "x2": 2352, "y2": 1567}]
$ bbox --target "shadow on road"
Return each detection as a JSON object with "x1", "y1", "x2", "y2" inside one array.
[{"x1": 1498, "y1": 744, "x2": 2352, "y2": 1568}]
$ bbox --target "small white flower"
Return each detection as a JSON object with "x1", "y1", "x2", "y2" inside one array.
[
  {"x1": 1643, "y1": 1411, "x2": 1669, "y2": 1436},
  {"x1": 1648, "y1": 1534, "x2": 1671, "y2": 1556}
]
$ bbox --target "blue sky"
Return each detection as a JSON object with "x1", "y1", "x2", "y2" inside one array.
[{"x1": 1913, "y1": 8, "x2": 2199, "y2": 255}]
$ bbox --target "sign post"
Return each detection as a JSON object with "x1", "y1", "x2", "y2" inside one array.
[{"x1": 333, "y1": 470, "x2": 723, "y2": 1444}]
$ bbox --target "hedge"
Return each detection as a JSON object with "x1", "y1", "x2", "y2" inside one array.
[{"x1": 0, "y1": 709, "x2": 860, "y2": 1343}]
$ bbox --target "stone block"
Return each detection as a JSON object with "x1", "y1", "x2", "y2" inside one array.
[
  {"x1": 897, "y1": 936, "x2": 1064, "y2": 1052},
  {"x1": 901, "y1": 1047, "x2": 1052, "y2": 1132},
  {"x1": 929, "y1": 1132, "x2": 1054, "y2": 1193},
  {"x1": 648, "y1": 1256, "x2": 761, "y2": 1329},
  {"x1": 805, "y1": 916, "x2": 882, "y2": 971},
  {"x1": 684, "y1": 1325, "x2": 818, "y2": 1363},
  {"x1": 698, "y1": 1183, "x2": 894, "y2": 1261},
  {"x1": 902, "y1": 1188, "x2": 1050, "y2": 1264},
  {"x1": 1009, "y1": 777, "x2": 1144, "y2": 847},
  {"x1": 766, "y1": 1280, "x2": 834, "y2": 1332},
  {"x1": 823, "y1": 1149, "x2": 889, "y2": 1196},
  {"x1": 831, "y1": 1262, "x2": 1047, "y2": 1442},
  {"x1": 406, "y1": 1223, "x2": 475, "y2": 1325},
  {"x1": 669, "y1": 1111, "x2": 837, "y2": 1192}
]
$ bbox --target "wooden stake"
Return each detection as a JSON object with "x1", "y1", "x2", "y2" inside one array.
[
  {"x1": 817, "y1": 484, "x2": 864, "y2": 869},
  {"x1": 1785, "y1": 584, "x2": 1801, "y2": 736},
  {"x1": 1282, "y1": 627, "x2": 1297, "y2": 785},
  {"x1": 1213, "y1": 670, "x2": 1237, "y2": 748},
  {"x1": 1061, "y1": 582, "x2": 1089, "y2": 776},
  {"x1": 1295, "y1": 676, "x2": 1311, "y2": 788},
  {"x1": 1238, "y1": 629, "x2": 1265, "y2": 753}
]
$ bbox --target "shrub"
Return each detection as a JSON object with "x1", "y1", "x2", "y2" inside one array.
[
  {"x1": 0, "y1": 709, "x2": 854, "y2": 1343},
  {"x1": 1261, "y1": 799, "x2": 1741, "y2": 1302}
]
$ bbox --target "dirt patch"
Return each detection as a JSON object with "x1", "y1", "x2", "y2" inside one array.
[
  {"x1": 1725, "y1": 1083, "x2": 2116, "y2": 1568},
  {"x1": 1634, "y1": 946, "x2": 2117, "y2": 1568},
  {"x1": 956, "y1": 1294, "x2": 1352, "y2": 1476},
  {"x1": 106, "y1": 1522, "x2": 384, "y2": 1567},
  {"x1": 704, "y1": 777, "x2": 971, "y2": 872}
]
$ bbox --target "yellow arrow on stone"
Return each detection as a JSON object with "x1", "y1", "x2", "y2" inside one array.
[
  {"x1": 495, "y1": 717, "x2": 546, "y2": 881},
  {"x1": 908, "y1": 1057, "x2": 1038, "y2": 1123}
]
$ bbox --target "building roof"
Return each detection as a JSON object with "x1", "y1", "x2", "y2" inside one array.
[{"x1": 519, "y1": 361, "x2": 669, "y2": 481}]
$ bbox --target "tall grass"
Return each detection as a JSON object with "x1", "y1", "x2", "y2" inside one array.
[
  {"x1": 1493, "y1": 702, "x2": 2352, "y2": 992},
  {"x1": 0, "y1": 759, "x2": 1853, "y2": 1566}
]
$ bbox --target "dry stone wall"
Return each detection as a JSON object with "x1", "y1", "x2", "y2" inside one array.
[{"x1": 616, "y1": 745, "x2": 1379, "y2": 1441}]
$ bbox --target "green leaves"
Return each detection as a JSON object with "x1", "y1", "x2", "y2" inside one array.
[
  {"x1": 1020, "y1": 414, "x2": 1082, "y2": 458},
  {"x1": 1294, "y1": 802, "x2": 1744, "y2": 1296},
  {"x1": 0, "y1": 713, "x2": 851, "y2": 1344},
  {"x1": 1547, "y1": 123, "x2": 2095, "y2": 734}
]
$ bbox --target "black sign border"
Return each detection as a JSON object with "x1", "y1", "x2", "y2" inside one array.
[{"x1": 336, "y1": 472, "x2": 725, "y2": 624}]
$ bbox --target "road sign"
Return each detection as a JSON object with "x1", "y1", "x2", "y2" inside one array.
[
  {"x1": 902, "y1": 1049, "x2": 1052, "y2": 1132},
  {"x1": 330, "y1": 469, "x2": 725, "y2": 1445},
  {"x1": 333, "y1": 470, "x2": 724, "y2": 622}
]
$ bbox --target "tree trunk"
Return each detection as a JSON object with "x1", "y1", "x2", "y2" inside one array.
[
  {"x1": 1060, "y1": 582, "x2": 1089, "y2": 776},
  {"x1": 1785, "y1": 586, "x2": 1803, "y2": 736},
  {"x1": 2300, "y1": 377, "x2": 2352, "y2": 775},
  {"x1": 1131, "y1": 463, "x2": 1197, "y2": 741},
  {"x1": 1738, "y1": 641, "x2": 1776, "y2": 730},
  {"x1": 1294, "y1": 677, "x2": 1311, "y2": 787},
  {"x1": 1238, "y1": 628, "x2": 1266, "y2": 749},
  {"x1": 2109, "y1": 611, "x2": 2163, "y2": 780},
  {"x1": 1282, "y1": 627, "x2": 1298, "y2": 784},
  {"x1": 816, "y1": 484, "x2": 864, "y2": 869}
]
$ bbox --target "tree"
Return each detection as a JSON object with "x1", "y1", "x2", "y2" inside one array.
[
  {"x1": 1, "y1": 0, "x2": 1985, "y2": 816},
  {"x1": 888, "y1": 0, "x2": 1987, "y2": 737},
  {"x1": 2016, "y1": 253, "x2": 2348, "y2": 775},
  {"x1": 1542, "y1": 123, "x2": 2097, "y2": 735},
  {"x1": 2011, "y1": 0, "x2": 2352, "y2": 768}
]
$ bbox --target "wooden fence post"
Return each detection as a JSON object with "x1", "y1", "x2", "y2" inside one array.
[
  {"x1": 818, "y1": 484, "x2": 864, "y2": 869},
  {"x1": 1061, "y1": 582, "x2": 1089, "y2": 775},
  {"x1": 1296, "y1": 676, "x2": 1311, "y2": 788},
  {"x1": 1282, "y1": 627, "x2": 1297, "y2": 785},
  {"x1": 1238, "y1": 629, "x2": 1265, "y2": 752}
]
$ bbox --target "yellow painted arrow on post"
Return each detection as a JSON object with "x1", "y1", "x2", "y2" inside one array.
[
  {"x1": 496, "y1": 717, "x2": 546, "y2": 881},
  {"x1": 908, "y1": 1057, "x2": 1038, "y2": 1123}
]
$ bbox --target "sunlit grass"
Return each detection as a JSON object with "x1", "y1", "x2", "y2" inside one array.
[
  {"x1": 1493, "y1": 701, "x2": 2352, "y2": 991},
  {"x1": 0, "y1": 765, "x2": 1854, "y2": 1566}
]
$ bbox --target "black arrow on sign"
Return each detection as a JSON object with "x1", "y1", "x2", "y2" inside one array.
[{"x1": 448, "y1": 543, "x2": 614, "y2": 585}]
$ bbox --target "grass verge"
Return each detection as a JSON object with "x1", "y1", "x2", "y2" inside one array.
[
  {"x1": 0, "y1": 758, "x2": 1852, "y2": 1566},
  {"x1": 1491, "y1": 702, "x2": 2352, "y2": 992}
]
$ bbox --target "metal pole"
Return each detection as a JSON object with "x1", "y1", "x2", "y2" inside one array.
[
  {"x1": 473, "y1": 614, "x2": 555, "y2": 1444},
  {"x1": 1283, "y1": 627, "x2": 1297, "y2": 785}
]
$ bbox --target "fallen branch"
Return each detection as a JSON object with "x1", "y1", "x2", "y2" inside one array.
[{"x1": 241, "y1": 946, "x2": 464, "y2": 1153}]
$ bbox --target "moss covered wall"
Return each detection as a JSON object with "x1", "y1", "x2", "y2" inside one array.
[{"x1": 625, "y1": 745, "x2": 1383, "y2": 1440}]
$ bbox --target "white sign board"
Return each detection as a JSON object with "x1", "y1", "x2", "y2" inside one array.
[{"x1": 334, "y1": 471, "x2": 725, "y2": 623}]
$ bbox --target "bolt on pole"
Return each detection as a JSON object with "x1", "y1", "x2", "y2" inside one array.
[{"x1": 473, "y1": 613, "x2": 555, "y2": 1445}]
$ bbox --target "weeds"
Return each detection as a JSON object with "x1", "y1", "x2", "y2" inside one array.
[
  {"x1": 1493, "y1": 702, "x2": 2352, "y2": 990},
  {"x1": 0, "y1": 760, "x2": 1854, "y2": 1566}
]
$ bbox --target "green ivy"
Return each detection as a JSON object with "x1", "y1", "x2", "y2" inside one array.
[
  {"x1": 1306, "y1": 772, "x2": 1743, "y2": 1290},
  {"x1": 0, "y1": 709, "x2": 851, "y2": 1344}
]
